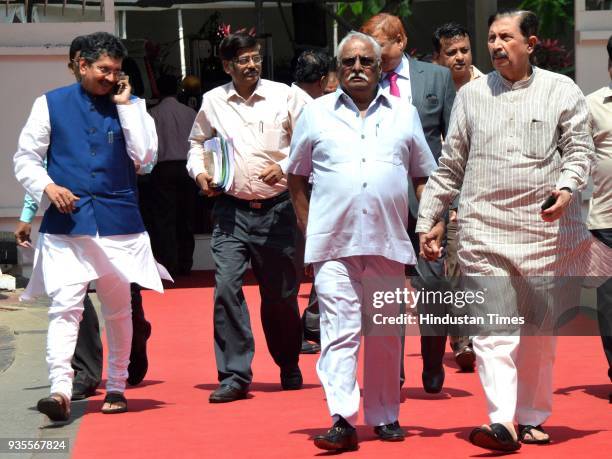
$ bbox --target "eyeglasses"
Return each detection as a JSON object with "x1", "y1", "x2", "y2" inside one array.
[
  {"x1": 92, "y1": 64, "x2": 123, "y2": 78},
  {"x1": 232, "y1": 54, "x2": 263, "y2": 66},
  {"x1": 340, "y1": 55, "x2": 377, "y2": 68}
]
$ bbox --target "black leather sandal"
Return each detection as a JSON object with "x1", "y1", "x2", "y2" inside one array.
[
  {"x1": 101, "y1": 391, "x2": 128, "y2": 414},
  {"x1": 518, "y1": 424, "x2": 550, "y2": 444},
  {"x1": 469, "y1": 423, "x2": 521, "y2": 451}
]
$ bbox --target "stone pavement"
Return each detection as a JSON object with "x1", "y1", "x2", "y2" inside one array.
[{"x1": 0, "y1": 289, "x2": 101, "y2": 459}]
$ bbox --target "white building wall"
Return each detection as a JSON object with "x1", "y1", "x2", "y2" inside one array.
[{"x1": 575, "y1": 0, "x2": 612, "y2": 94}]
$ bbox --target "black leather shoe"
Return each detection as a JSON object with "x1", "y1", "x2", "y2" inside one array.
[
  {"x1": 127, "y1": 320, "x2": 152, "y2": 386},
  {"x1": 281, "y1": 365, "x2": 303, "y2": 390},
  {"x1": 374, "y1": 421, "x2": 406, "y2": 441},
  {"x1": 422, "y1": 366, "x2": 445, "y2": 393},
  {"x1": 454, "y1": 346, "x2": 476, "y2": 372},
  {"x1": 71, "y1": 382, "x2": 97, "y2": 401},
  {"x1": 209, "y1": 384, "x2": 248, "y2": 403},
  {"x1": 300, "y1": 340, "x2": 321, "y2": 354},
  {"x1": 314, "y1": 417, "x2": 358, "y2": 451},
  {"x1": 37, "y1": 393, "x2": 70, "y2": 422}
]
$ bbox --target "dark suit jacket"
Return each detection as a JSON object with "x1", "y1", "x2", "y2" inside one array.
[
  {"x1": 408, "y1": 57, "x2": 456, "y2": 162},
  {"x1": 405, "y1": 59, "x2": 455, "y2": 274}
]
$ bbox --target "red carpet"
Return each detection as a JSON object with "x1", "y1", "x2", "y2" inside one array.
[{"x1": 73, "y1": 271, "x2": 611, "y2": 458}]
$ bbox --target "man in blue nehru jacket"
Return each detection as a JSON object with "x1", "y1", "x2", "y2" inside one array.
[{"x1": 14, "y1": 32, "x2": 168, "y2": 422}]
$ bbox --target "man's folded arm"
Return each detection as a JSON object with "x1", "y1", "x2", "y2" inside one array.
[
  {"x1": 186, "y1": 103, "x2": 215, "y2": 181},
  {"x1": 555, "y1": 83, "x2": 595, "y2": 193},
  {"x1": 118, "y1": 98, "x2": 158, "y2": 166}
]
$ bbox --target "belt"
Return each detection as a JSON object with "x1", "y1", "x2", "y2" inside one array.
[{"x1": 222, "y1": 191, "x2": 289, "y2": 210}]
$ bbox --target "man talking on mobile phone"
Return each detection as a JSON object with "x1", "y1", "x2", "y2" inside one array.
[{"x1": 14, "y1": 32, "x2": 169, "y2": 422}]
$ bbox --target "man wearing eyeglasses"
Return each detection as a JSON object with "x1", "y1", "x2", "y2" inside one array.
[
  {"x1": 14, "y1": 32, "x2": 168, "y2": 421},
  {"x1": 287, "y1": 31, "x2": 440, "y2": 451},
  {"x1": 187, "y1": 32, "x2": 308, "y2": 403},
  {"x1": 14, "y1": 33, "x2": 156, "y2": 404}
]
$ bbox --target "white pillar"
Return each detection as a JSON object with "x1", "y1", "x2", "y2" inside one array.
[
  {"x1": 178, "y1": 8, "x2": 186, "y2": 79},
  {"x1": 121, "y1": 10, "x2": 127, "y2": 39},
  {"x1": 333, "y1": 3, "x2": 338, "y2": 57}
]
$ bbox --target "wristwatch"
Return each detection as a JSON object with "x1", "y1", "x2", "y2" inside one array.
[{"x1": 560, "y1": 187, "x2": 573, "y2": 194}]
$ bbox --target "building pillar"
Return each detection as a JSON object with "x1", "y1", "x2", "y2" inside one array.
[{"x1": 468, "y1": 0, "x2": 497, "y2": 72}]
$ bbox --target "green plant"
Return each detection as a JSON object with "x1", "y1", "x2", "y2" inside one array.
[
  {"x1": 337, "y1": 0, "x2": 412, "y2": 28},
  {"x1": 518, "y1": 0, "x2": 574, "y2": 38}
]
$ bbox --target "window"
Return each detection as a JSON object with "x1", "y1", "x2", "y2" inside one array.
[{"x1": 586, "y1": 0, "x2": 612, "y2": 10}]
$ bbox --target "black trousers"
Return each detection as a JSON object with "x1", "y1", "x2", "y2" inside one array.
[
  {"x1": 211, "y1": 193, "x2": 302, "y2": 390},
  {"x1": 72, "y1": 284, "x2": 150, "y2": 387},
  {"x1": 302, "y1": 287, "x2": 320, "y2": 343},
  {"x1": 151, "y1": 160, "x2": 197, "y2": 275},
  {"x1": 590, "y1": 228, "x2": 612, "y2": 381},
  {"x1": 399, "y1": 215, "x2": 450, "y2": 385},
  {"x1": 294, "y1": 208, "x2": 320, "y2": 343}
]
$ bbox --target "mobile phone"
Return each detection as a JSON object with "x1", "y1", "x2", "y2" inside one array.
[
  {"x1": 541, "y1": 194, "x2": 557, "y2": 211},
  {"x1": 113, "y1": 72, "x2": 127, "y2": 95}
]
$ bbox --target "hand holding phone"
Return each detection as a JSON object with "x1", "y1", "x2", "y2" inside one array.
[
  {"x1": 540, "y1": 194, "x2": 557, "y2": 211},
  {"x1": 111, "y1": 72, "x2": 132, "y2": 105},
  {"x1": 540, "y1": 188, "x2": 573, "y2": 222}
]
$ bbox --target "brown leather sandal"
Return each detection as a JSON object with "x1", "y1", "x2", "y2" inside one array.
[
  {"x1": 101, "y1": 391, "x2": 128, "y2": 414},
  {"x1": 37, "y1": 392, "x2": 70, "y2": 421}
]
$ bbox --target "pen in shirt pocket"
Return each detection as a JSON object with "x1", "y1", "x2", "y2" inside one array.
[
  {"x1": 107, "y1": 130, "x2": 114, "y2": 144},
  {"x1": 259, "y1": 121, "x2": 263, "y2": 133}
]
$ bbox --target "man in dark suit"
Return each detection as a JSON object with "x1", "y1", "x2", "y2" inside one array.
[{"x1": 361, "y1": 13, "x2": 456, "y2": 393}]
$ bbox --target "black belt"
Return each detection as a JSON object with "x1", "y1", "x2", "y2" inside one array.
[{"x1": 222, "y1": 191, "x2": 289, "y2": 210}]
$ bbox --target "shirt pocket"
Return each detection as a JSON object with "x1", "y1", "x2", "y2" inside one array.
[
  {"x1": 261, "y1": 126, "x2": 282, "y2": 152},
  {"x1": 374, "y1": 151, "x2": 403, "y2": 166},
  {"x1": 316, "y1": 131, "x2": 354, "y2": 164},
  {"x1": 525, "y1": 119, "x2": 551, "y2": 159},
  {"x1": 374, "y1": 134, "x2": 405, "y2": 166}
]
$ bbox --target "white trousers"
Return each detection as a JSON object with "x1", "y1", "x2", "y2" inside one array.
[
  {"x1": 47, "y1": 272, "x2": 132, "y2": 399},
  {"x1": 314, "y1": 255, "x2": 404, "y2": 427},
  {"x1": 473, "y1": 335, "x2": 557, "y2": 426}
]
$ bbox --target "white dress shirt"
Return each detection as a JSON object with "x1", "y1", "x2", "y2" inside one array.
[
  {"x1": 187, "y1": 79, "x2": 308, "y2": 200},
  {"x1": 288, "y1": 87, "x2": 436, "y2": 265},
  {"x1": 380, "y1": 55, "x2": 413, "y2": 103}
]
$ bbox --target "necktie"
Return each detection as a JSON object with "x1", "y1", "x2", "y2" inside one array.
[{"x1": 388, "y1": 71, "x2": 400, "y2": 97}]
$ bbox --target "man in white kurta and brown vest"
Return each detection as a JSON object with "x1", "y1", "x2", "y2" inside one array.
[
  {"x1": 416, "y1": 9, "x2": 612, "y2": 452},
  {"x1": 14, "y1": 32, "x2": 168, "y2": 422}
]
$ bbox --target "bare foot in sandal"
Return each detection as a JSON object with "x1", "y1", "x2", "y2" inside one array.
[
  {"x1": 518, "y1": 424, "x2": 550, "y2": 444},
  {"x1": 101, "y1": 391, "x2": 128, "y2": 414}
]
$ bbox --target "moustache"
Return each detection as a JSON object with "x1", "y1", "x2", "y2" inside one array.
[
  {"x1": 348, "y1": 71, "x2": 369, "y2": 82},
  {"x1": 492, "y1": 51, "x2": 508, "y2": 59}
]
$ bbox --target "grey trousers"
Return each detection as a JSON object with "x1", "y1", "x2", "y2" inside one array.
[{"x1": 211, "y1": 193, "x2": 302, "y2": 390}]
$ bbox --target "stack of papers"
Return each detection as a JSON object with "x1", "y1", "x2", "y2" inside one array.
[{"x1": 202, "y1": 136, "x2": 235, "y2": 193}]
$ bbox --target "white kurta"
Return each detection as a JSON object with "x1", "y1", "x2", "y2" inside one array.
[
  {"x1": 14, "y1": 94, "x2": 170, "y2": 299},
  {"x1": 416, "y1": 67, "x2": 612, "y2": 282},
  {"x1": 415, "y1": 67, "x2": 612, "y2": 426}
]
